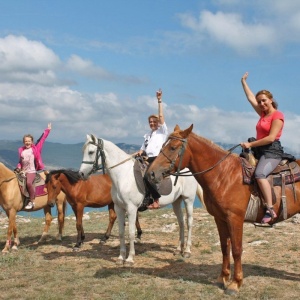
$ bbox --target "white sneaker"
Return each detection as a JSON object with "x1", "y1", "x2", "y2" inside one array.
[{"x1": 25, "y1": 201, "x2": 34, "y2": 209}]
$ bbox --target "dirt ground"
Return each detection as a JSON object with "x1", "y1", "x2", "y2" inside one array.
[{"x1": 0, "y1": 208, "x2": 300, "y2": 299}]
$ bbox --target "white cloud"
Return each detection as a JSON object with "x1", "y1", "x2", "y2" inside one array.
[
  {"x1": 174, "y1": 1, "x2": 300, "y2": 55},
  {"x1": 0, "y1": 35, "x2": 61, "y2": 84},
  {"x1": 0, "y1": 34, "x2": 299, "y2": 154},
  {"x1": 66, "y1": 55, "x2": 115, "y2": 80}
]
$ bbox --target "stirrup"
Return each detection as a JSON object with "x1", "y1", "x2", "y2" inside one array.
[{"x1": 261, "y1": 206, "x2": 277, "y2": 224}]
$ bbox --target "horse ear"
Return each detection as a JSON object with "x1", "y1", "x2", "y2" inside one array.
[
  {"x1": 182, "y1": 124, "x2": 193, "y2": 138},
  {"x1": 90, "y1": 134, "x2": 96, "y2": 142},
  {"x1": 174, "y1": 124, "x2": 181, "y2": 131}
]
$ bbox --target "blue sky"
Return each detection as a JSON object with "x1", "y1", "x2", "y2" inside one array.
[{"x1": 1, "y1": 0, "x2": 300, "y2": 153}]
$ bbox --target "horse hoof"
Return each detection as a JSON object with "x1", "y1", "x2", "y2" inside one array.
[
  {"x1": 225, "y1": 288, "x2": 238, "y2": 296},
  {"x1": 73, "y1": 246, "x2": 80, "y2": 252},
  {"x1": 134, "y1": 238, "x2": 141, "y2": 244},
  {"x1": 183, "y1": 252, "x2": 191, "y2": 258},
  {"x1": 11, "y1": 245, "x2": 18, "y2": 251},
  {"x1": 124, "y1": 260, "x2": 134, "y2": 267},
  {"x1": 116, "y1": 260, "x2": 124, "y2": 266},
  {"x1": 173, "y1": 250, "x2": 181, "y2": 256}
]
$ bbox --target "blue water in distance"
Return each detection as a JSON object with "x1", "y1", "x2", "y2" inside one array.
[{"x1": 15, "y1": 196, "x2": 203, "y2": 218}]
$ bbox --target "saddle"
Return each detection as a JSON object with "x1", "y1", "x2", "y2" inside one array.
[
  {"x1": 241, "y1": 155, "x2": 300, "y2": 221},
  {"x1": 133, "y1": 156, "x2": 172, "y2": 211},
  {"x1": 16, "y1": 171, "x2": 47, "y2": 199}
]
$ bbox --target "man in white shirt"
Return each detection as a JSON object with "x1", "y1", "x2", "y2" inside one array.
[{"x1": 136, "y1": 89, "x2": 168, "y2": 208}]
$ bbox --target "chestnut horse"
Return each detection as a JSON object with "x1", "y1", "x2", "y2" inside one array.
[
  {"x1": 0, "y1": 162, "x2": 67, "y2": 253},
  {"x1": 79, "y1": 134, "x2": 204, "y2": 266},
  {"x1": 46, "y1": 169, "x2": 142, "y2": 250},
  {"x1": 146, "y1": 124, "x2": 300, "y2": 295}
]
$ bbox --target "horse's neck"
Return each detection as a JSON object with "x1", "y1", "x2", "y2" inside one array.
[
  {"x1": 104, "y1": 141, "x2": 132, "y2": 169},
  {"x1": 55, "y1": 174, "x2": 73, "y2": 197},
  {"x1": 0, "y1": 164, "x2": 13, "y2": 181},
  {"x1": 188, "y1": 134, "x2": 235, "y2": 178},
  {"x1": 104, "y1": 141, "x2": 134, "y2": 180}
]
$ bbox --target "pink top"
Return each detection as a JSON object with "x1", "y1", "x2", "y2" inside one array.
[
  {"x1": 256, "y1": 110, "x2": 284, "y2": 140},
  {"x1": 17, "y1": 128, "x2": 50, "y2": 171}
]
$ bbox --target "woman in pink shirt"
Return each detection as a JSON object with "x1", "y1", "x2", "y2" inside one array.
[
  {"x1": 15, "y1": 123, "x2": 52, "y2": 209},
  {"x1": 240, "y1": 72, "x2": 284, "y2": 224}
]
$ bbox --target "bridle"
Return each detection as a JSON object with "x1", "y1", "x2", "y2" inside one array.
[
  {"x1": 81, "y1": 137, "x2": 135, "y2": 177},
  {"x1": 81, "y1": 138, "x2": 106, "y2": 176},
  {"x1": 160, "y1": 135, "x2": 240, "y2": 185}
]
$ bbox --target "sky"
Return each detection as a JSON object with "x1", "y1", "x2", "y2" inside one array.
[{"x1": 1, "y1": 0, "x2": 300, "y2": 153}]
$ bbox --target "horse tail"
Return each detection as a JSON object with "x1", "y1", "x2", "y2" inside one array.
[{"x1": 196, "y1": 184, "x2": 206, "y2": 210}]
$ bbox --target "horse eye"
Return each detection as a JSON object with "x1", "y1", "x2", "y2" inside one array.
[
  {"x1": 88, "y1": 151, "x2": 94, "y2": 155},
  {"x1": 171, "y1": 146, "x2": 176, "y2": 151}
]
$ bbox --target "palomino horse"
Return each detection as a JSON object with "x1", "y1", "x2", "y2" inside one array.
[
  {"x1": 146, "y1": 124, "x2": 300, "y2": 295},
  {"x1": 0, "y1": 162, "x2": 67, "y2": 253},
  {"x1": 46, "y1": 169, "x2": 142, "y2": 250},
  {"x1": 79, "y1": 134, "x2": 204, "y2": 266}
]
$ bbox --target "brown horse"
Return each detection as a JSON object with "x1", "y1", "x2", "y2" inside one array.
[
  {"x1": 46, "y1": 169, "x2": 142, "y2": 250},
  {"x1": 0, "y1": 162, "x2": 67, "y2": 253},
  {"x1": 147, "y1": 124, "x2": 300, "y2": 295}
]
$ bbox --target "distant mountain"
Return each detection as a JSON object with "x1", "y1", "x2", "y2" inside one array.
[
  {"x1": 1, "y1": 139, "x2": 299, "y2": 171},
  {"x1": 0, "y1": 140, "x2": 140, "y2": 170}
]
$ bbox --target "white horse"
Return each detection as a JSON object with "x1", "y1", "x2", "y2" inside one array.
[{"x1": 79, "y1": 134, "x2": 204, "y2": 266}]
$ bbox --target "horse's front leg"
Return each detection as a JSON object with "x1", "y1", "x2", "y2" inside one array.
[
  {"x1": 73, "y1": 205, "x2": 85, "y2": 251},
  {"x1": 2, "y1": 209, "x2": 17, "y2": 253},
  {"x1": 114, "y1": 204, "x2": 126, "y2": 265},
  {"x1": 38, "y1": 206, "x2": 52, "y2": 243},
  {"x1": 214, "y1": 218, "x2": 231, "y2": 289},
  {"x1": 56, "y1": 198, "x2": 66, "y2": 241},
  {"x1": 124, "y1": 208, "x2": 137, "y2": 266},
  {"x1": 182, "y1": 199, "x2": 194, "y2": 258},
  {"x1": 225, "y1": 217, "x2": 244, "y2": 295},
  {"x1": 172, "y1": 199, "x2": 185, "y2": 256}
]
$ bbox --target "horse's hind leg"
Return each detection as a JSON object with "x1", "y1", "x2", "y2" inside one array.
[
  {"x1": 135, "y1": 212, "x2": 142, "y2": 241},
  {"x1": 100, "y1": 202, "x2": 117, "y2": 243},
  {"x1": 172, "y1": 199, "x2": 185, "y2": 256}
]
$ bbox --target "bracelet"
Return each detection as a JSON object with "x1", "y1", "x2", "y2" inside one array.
[{"x1": 158, "y1": 101, "x2": 162, "y2": 103}]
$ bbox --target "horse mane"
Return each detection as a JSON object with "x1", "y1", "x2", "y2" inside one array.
[
  {"x1": 46, "y1": 169, "x2": 81, "y2": 185},
  {"x1": 190, "y1": 132, "x2": 228, "y2": 153}
]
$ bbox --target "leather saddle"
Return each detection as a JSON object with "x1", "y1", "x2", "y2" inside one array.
[
  {"x1": 133, "y1": 156, "x2": 172, "y2": 211},
  {"x1": 16, "y1": 171, "x2": 47, "y2": 199},
  {"x1": 241, "y1": 154, "x2": 300, "y2": 220}
]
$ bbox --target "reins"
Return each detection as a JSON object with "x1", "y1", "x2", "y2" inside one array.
[
  {"x1": 170, "y1": 143, "x2": 241, "y2": 177},
  {"x1": 162, "y1": 134, "x2": 241, "y2": 184}
]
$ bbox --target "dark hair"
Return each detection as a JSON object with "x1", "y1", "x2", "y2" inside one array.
[{"x1": 255, "y1": 90, "x2": 278, "y2": 109}]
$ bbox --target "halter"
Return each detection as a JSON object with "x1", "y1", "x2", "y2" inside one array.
[
  {"x1": 81, "y1": 137, "x2": 135, "y2": 176},
  {"x1": 161, "y1": 135, "x2": 240, "y2": 184},
  {"x1": 81, "y1": 138, "x2": 106, "y2": 176}
]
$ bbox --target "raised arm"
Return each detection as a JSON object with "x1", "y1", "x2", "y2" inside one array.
[
  {"x1": 241, "y1": 72, "x2": 261, "y2": 116},
  {"x1": 157, "y1": 89, "x2": 165, "y2": 125}
]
